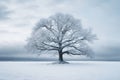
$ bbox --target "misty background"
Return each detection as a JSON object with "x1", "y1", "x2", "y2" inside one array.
[{"x1": 0, "y1": 0, "x2": 120, "y2": 61}]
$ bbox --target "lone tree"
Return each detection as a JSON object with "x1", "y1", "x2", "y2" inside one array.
[{"x1": 26, "y1": 13, "x2": 96, "y2": 63}]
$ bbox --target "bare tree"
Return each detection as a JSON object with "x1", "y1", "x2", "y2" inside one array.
[{"x1": 26, "y1": 13, "x2": 97, "y2": 63}]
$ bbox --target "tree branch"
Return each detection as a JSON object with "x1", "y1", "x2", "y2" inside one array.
[
  {"x1": 62, "y1": 51, "x2": 82, "y2": 55},
  {"x1": 42, "y1": 42, "x2": 58, "y2": 49},
  {"x1": 44, "y1": 25, "x2": 58, "y2": 38},
  {"x1": 34, "y1": 42, "x2": 57, "y2": 51}
]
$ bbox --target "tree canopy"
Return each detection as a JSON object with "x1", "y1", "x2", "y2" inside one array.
[{"x1": 26, "y1": 13, "x2": 97, "y2": 63}]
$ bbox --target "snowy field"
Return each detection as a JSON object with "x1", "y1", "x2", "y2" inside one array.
[{"x1": 0, "y1": 61, "x2": 120, "y2": 80}]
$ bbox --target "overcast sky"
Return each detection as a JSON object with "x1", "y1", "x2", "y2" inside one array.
[{"x1": 0, "y1": 0, "x2": 120, "y2": 60}]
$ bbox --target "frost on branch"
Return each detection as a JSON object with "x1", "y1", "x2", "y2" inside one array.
[{"x1": 26, "y1": 13, "x2": 97, "y2": 62}]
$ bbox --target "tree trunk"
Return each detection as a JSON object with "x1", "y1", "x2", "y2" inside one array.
[
  {"x1": 59, "y1": 53, "x2": 64, "y2": 62},
  {"x1": 55, "y1": 51, "x2": 69, "y2": 64}
]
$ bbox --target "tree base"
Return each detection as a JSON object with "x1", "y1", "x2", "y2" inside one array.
[{"x1": 52, "y1": 61, "x2": 69, "y2": 64}]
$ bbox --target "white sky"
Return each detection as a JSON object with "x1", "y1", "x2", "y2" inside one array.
[{"x1": 0, "y1": 0, "x2": 120, "y2": 59}]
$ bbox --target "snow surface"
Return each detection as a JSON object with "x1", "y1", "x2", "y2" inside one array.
[{"x1": 0, "y1": 61, "x2": 120, "y2": 80}]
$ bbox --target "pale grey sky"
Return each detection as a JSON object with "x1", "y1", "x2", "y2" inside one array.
[{"x1": 0, "y1": 0, "x2": 120, "y2": 60}]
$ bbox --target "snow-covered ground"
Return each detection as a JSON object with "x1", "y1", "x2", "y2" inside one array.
[{"x1": 0, "y1": 61, "x2": 120, "y2": 80}]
